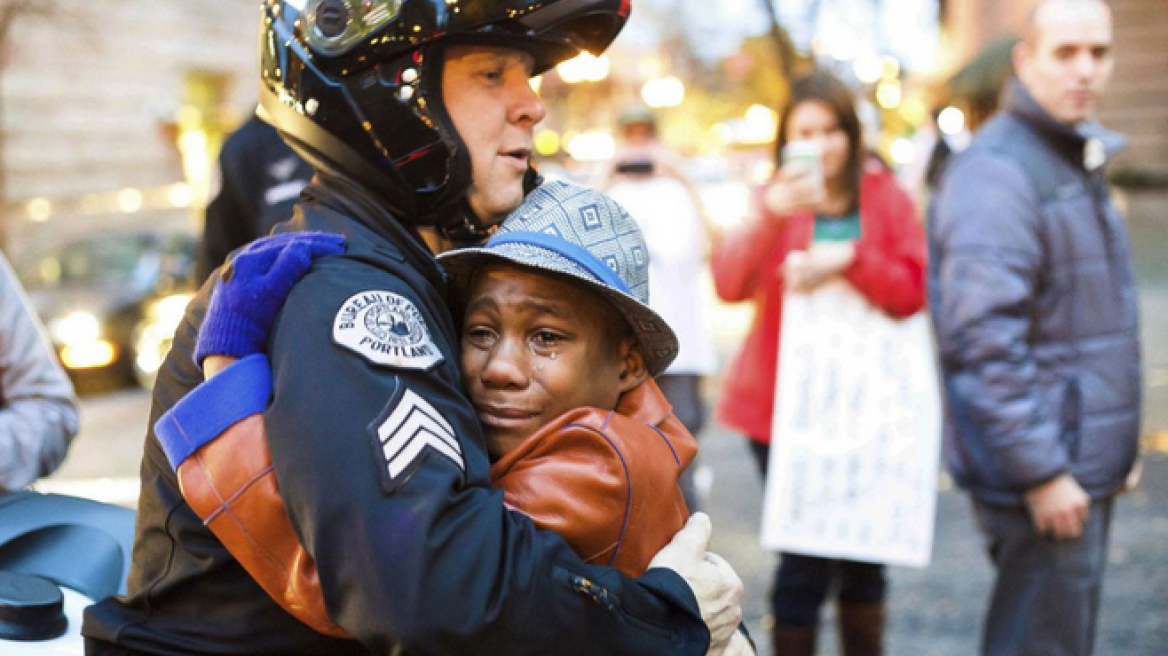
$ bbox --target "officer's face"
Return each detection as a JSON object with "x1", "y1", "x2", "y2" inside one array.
[
  {"x1": 444, "y1": 46, "x2": 546, "y2": 224},
  {"x1": 460, "y1": 264, "x2": 644, "y2": 457},
  {"x1": 1015, "y1": 0, "x2": 1113, "y2": 125}
]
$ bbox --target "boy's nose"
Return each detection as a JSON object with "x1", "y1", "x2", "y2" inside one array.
[{"x1": 480, "y1": 340, "x2": 529, "y2": 389}]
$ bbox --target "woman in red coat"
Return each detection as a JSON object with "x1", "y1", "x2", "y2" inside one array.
[{"x1": 712, "y1": 71, "x2": 926, "y2": 656}]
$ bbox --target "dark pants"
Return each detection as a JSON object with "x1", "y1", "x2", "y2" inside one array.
[
  {"x1": 747, "y1": 439, "x2": 887, "y2": 627},
  {"x1": 657, "y1": 374, "x2": 705, "y2": 511},
  {"x1": 972, "y1": 497, "x2": 1113, "y2": 656},
  {"x1": 85, "y1": 637, "x2": 149, "y2": 655}
]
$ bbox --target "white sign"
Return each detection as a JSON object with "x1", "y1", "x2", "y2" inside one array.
[{"x1": 760, "y1": 279, "x2": 941, "y2": 568}]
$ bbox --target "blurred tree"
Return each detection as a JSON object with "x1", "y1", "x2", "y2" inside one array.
[
  {"x1": 0, "y1": 0, "x2": 78, "y2": 250},
  {"x1": 671, "y1": 35, "x2": 789, "y2": 154},
  {"x1": 759, "y1": 0, "x2": 801, "y2": 81}
]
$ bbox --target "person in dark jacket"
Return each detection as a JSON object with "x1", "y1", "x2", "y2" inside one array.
[
  {"x1": 82, "y1": 1, "x2": 744, "y2": 655},
  {"x1": 195, "y1": 114, "x2": 313, "y2": 285},
  {"x1": 928, "y1": 2, "x2": 1141, "y2": 655}
]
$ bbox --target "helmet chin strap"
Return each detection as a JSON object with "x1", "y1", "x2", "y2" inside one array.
[
  {"x1": 441, "y1": 199, "x2": 493, "y2": 245},
  {"x1": 440, "y1": 167, "x2": 544, "y2": 244}
]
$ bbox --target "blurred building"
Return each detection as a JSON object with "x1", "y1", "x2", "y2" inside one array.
[
  {"x1": 941, "y1": 0, "x2": 1168, "y2": 178},
  {"x1": 3, "y1": 0, "x2": 260, "y2": 256}
]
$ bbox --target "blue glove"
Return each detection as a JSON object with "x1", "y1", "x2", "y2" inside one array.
[{"x1": 195, "y1": 232, "x2": 346, "y2": 366}]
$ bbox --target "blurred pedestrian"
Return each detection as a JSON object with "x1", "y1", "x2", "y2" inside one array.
[
  {"x1": 898, "y1": 107, "x2": 971, "y2": 205},
  {"x1": 921, "y1": 109, "x2": 969, "y2": 195},
  {"x1": 712, "y1": 71, "x2": 926, "y2": 655},
  {"x1": 928, "y1": 2, "x2": 1141, "y2": 655},
  {"x1": 195, "y1": 113, "x2": 312, "y2": 284},
  {"x1": 0, "y1": 251, "x2": 80, "y2": 492},
  {"x1": 605, "y1": 104, "x2": 718, "y2": 511}
]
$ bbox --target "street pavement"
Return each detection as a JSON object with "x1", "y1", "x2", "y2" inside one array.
[
  {"x1": 41, "y1": 192, "x2": 1168, "y2": 655},
  {"x1": 700, "y1": 427, "x2": 1168, "y2": 656}
]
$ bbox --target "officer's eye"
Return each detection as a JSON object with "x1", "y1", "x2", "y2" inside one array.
[{"x1": 479, "y1": 66, "x2": 505, "y2": 84}]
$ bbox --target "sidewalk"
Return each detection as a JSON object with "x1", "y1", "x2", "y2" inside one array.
[{"x1": 703, "y1": 429, "x2": 1168, "y2": 655}]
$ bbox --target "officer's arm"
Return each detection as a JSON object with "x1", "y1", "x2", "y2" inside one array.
[{"x1": 265, "y1": 269, "x2": 708, "y2": 655}]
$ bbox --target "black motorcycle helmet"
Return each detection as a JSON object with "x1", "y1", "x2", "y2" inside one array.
[{"x1": 258, "y1": 0, "x2": 630, "y2": 241}]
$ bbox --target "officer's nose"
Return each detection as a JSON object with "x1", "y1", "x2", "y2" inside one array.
[{"x1": 510, "y1": 77, "x2": 546, "y2": 127}]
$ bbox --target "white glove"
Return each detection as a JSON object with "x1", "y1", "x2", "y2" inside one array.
[
  {"x1": 709, "y1": 628, "x2": 756, "y2": 656},
  {"x1": 648, "y1": 513, "x2": 745, "y2": 649}
]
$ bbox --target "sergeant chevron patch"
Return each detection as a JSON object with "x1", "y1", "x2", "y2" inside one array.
[{"x1": 369, "y1": 387, "x2": 464, "y2": 493}]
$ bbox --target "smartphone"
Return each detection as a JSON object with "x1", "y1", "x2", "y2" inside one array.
[
  {"x1": 615, "y1": 158, "x2": 655, "y2": 175},
  {"x1": 781, "y1": 140, "x2": 824, "y2": 189}
]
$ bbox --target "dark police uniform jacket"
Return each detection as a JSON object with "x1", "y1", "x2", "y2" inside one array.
[
  {"x1": 82, "y1": 177, "x2": 709, "y2": 655},
  {"x1": 196, "y1": 116, "x2": 313, "y2": 285}
]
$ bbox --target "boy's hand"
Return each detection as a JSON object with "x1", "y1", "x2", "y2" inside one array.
[{"x1": 195, "y1": 233, "x2": 345, "y2": 366}]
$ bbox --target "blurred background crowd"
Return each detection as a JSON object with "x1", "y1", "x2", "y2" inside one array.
[{"x1": 1, "y1": 1, "x2": 1164, "y2": 654}]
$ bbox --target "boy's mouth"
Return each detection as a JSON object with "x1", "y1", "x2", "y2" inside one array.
[{"x1": 474, "y1": 403, "x2": 536, "y2": 430}]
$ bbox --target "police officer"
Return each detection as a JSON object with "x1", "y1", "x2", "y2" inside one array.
[
  {"x1": 195, "y1": 114, "x2": 313, "y2": 285},
  {"x1": 83, "y1": 1, "x2": 744, "y2": 654}
]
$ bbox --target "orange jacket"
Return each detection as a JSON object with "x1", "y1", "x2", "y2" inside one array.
[
  {"x1": 174, "y1": 377, "x2": 695, "y2": 637},
  {"x1": 491, "y1": 378, "x2": 696, "y2": 576}
]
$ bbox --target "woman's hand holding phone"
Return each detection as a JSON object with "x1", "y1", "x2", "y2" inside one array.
[{"x1": 763, "y1": 141, "x2": 826, "y2": 223}]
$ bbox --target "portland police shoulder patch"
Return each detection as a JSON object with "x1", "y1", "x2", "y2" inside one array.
[{"x1": 333, "y1": 290, "x2": 444, "y2": 370}]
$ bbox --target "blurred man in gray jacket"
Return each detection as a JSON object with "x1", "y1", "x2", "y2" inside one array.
[
  {"x1": 0, "y1": 251, "x2": 80, "y2": 492},
  {"x1": 928, "y1": 1, "x2": 1141, "y2": 655}
]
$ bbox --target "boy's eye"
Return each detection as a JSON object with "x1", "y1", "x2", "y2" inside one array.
[
  {"x1": 464, "y1": 326, "x2": 497, "y2": 348},
  {"x1": 530, "y1": 331, "x2": 563, "y2": 351}
]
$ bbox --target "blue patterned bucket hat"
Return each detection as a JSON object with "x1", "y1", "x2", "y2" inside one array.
[{"x1": 438, "y1": 180, "x2": 679, "y2": 376}]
